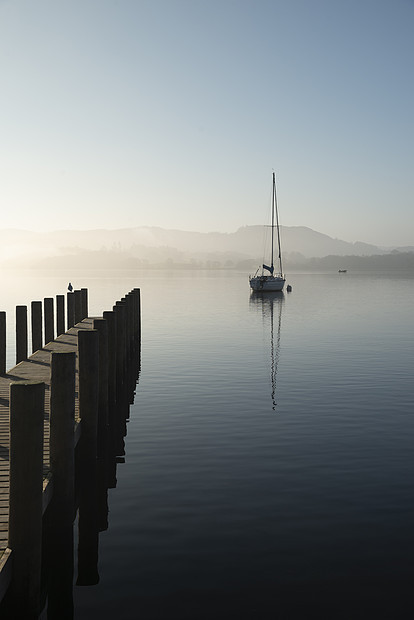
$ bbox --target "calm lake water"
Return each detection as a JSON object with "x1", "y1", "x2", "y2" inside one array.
[{"x1": 1, "y1": 270, "x2": 414, "y2": 619}]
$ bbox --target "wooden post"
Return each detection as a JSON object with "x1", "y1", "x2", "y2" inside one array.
[
  {"x1": 0, "y1": 311, "x2": 5, "y2": 374},
  {"x1": 113, "y1": 303, "x2": 126, "y2": 392},
  {"x1": 132, "y1": 288, "x2": 141, "y2": 344},
  {"x1": 124, "y1": 292, "x2": 137, "y2": 400},
  {"x1": 129, "y1": 289, "x2": 137, "y2": 356},
  {"x1": 127, "y1": 293, "x2": 134, "y2": 355},
  {"x1": 122, "y1": 295, "x2": 131, "y2": 358},
  {"x1": 8, "y1": 380, "x2": 45, "y2": 616},
  {"x1": 102, "y1": 310, "x2": 116, "y2": 413},
  {"x1": 77, "y1": 330, "x2": 100, "y2": 587},
  {"x1": 81, "y1": 288, "x2": 88, "y2": 319},
  {"x1": 78, "y1": 329, "x2": 99, "y2": 462},
  {"x1": 103, "y1": 310, "x2": 117, "y2": 473},
  {"x1": 16, "y1": 305, "x2": 27, "y2": 364},
  {"x1": 45, "y1": 352, "x2": 76, "y2": 618},
  {"x1": 116, "y1": 299, "x2": 127, "y2": 356},
  {"x1": 56, "y1": 294, "x2": 65, "y2": 337},
  {"x1": 74, "y1": 290, "x2": 82, "y2": 325},
  {"x1": 44, "y1": 297, "x2": 54, "y2": 345},
  {"x1": 67, "y1": 292, "x2": 75, "y2": 330},
  {"x1": 50, "y1": 351, "x2": 76, "y2": 520},
  {"x1": 93, "y1": 318, "x2": 109, "y2": 460},
  {"x1": 113, "y1": 302, "x2": 128, "y2": 457},
  {"x1": 31, "y1": 301, "x2": 42, "y2": 354}
]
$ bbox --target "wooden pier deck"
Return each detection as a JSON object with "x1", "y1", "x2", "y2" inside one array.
[
  {"x1": 0, "y1": 318, "x2": 95, "y2": 593},
  {"x1": 0, "y1": 286, "x2": 140, "y2": 614}
]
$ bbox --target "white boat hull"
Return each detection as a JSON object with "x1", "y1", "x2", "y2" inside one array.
[{"x1": 249, "y1": 275, "x2": 285, "y2": 292}]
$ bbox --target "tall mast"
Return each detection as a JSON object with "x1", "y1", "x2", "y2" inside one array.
[
  {"x1": 271, "y1": 172, "x2": 275, "y2": 272},
  {"x1": 274, "y1": 173, "x2": 283, "y2": 275}
]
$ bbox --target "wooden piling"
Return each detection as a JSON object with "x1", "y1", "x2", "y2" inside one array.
[
  {"x1": 92, "y1": 318, "x2": 109, "y2": 459},
  {"x1": 113, "y1": 303, "x2": 126, "y2": 392},
  {"x1": 102, "y1": 310, "x2": 116, "y2": 412},
  {"x1": 78, "y1": 329, "x2": 99, "y2": 463},
  {"x1": 135, "y1": 288, "x2": 141, "y2": 342},
  {"x1": 0, "y1": 286, "x2": 143, "y2": 607},
  {"x1": 56, "y1": 294, "x2": 65, "y2": 337},
  {"x1": 74, "y1": 290, "x2": 82, "y2": 325},
  {"x1": 45, "y1": 351, "x2": 76, "y2": 618},
  {"x1": 76, "y1": 330, "x2": 100, "y2": 587},
  {"x1": 31, "y1": 301, "x2": 42, "y2": 354},
  {"x1": 0, "y1": 311, "x2": 5, "y2": 374},
  {"x1": 15, "y1": 306, "x2": 27, "y2": 364},
  {"x1": 128, "y1": 294, "x2": 134, "y2": 352},
  {"x1": 81, "y1": 288, "x2": 88, "y2": 320},
  {"x1": 50, "y1": 351, "x2": 76, "y2": 521},
  {"x1": 128, "y1": 288, "x2": 141, "y2": 353},
  {"x1": 116, "y1": 299, "x2": 127, "y2": 351},
  {"x1": 67, "y1": 292, "x2": 75, "y2": 330},
  {"x1": 124, "y1": 295, "x2": 133, "y2": 358},
  {"x1": 8, "y1": 380, "x2": 45, "y2": 616},
  {"x1": 132, "y1": 288, "x2": 141, "y2": 344},
  {"x1": 44, "y1": 297, "x2": 54, "y2": 345}
]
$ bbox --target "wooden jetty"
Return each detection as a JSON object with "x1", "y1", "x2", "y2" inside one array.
[{"x1": 0, "y1": 287, "x2": 141, "y2": 616}]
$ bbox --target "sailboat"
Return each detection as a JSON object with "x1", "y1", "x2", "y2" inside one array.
[{"x1": 249, "y1": 172, "x2": 286, "y2": 292}]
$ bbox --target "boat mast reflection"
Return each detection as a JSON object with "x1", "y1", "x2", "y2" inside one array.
[{"x1": 250, "y1": 291, "x2": 284, "y2": 411}]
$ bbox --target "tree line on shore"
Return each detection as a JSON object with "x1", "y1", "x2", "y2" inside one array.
[{"x1": 5, "y1": 247, "x2": 414, "y2": 272}]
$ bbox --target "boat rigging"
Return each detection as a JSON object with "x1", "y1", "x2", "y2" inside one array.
[{"x1": 249, "y1": 172, "x2": 286, "y2": 292}]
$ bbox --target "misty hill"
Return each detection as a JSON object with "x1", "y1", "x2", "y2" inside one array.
[
  {"x1": 0, "y1": 225, "x2": 381, "y2": 257},
  {"x1": 1, "y1": 225, "x2": 412, "y2": 270}
]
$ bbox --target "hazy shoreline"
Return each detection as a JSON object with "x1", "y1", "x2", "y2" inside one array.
[
  {"x1": 2, "y1": 251, "x2": 414, "y2": 273},
  {"x1": 1, "y1": 225, "x2": 413, "y2": 273}
]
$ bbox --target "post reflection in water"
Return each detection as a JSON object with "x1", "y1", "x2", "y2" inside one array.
[
  {"x1": 42, "y1": 512, "x2": 74, "y2": 619},
  {"x1": 40, "y1": 355, "x2": 141, "y2": 620},
  {"x1": 249, "y1": 291, "x2": 284, "y2": 411}
]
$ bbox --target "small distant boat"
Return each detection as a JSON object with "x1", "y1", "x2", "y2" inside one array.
[
  {"x1": 249, "y1": 173, "x2": 285, "y2": 292},
  {"x1": 338, "y1": 269, "x2": 347, "y2": 273}
]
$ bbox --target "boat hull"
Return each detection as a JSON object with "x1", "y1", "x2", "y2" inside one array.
[{"x1": 249, "y1": 275, "x2": 285, "y2": 292}]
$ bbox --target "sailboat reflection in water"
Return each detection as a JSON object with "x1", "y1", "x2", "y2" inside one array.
[{"x1": 250, "y1": 291, "x2": 284, "y2": 411}]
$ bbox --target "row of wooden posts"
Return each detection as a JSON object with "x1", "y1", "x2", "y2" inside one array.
[
  {"x1": 2, "y1": 287, "x2": 141, "y2": 617},
  {"x1": 0, "y1": 288, "x2": 90, "y2": 373}
]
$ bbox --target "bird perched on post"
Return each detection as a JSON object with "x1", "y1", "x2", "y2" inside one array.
[{"x1": 68, "y1": 282, "x2": 73, "y2": 292}]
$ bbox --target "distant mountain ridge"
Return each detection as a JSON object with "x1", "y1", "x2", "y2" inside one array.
[{"x1": 1, "y1": 225, "x2": 413, "y2": 269}]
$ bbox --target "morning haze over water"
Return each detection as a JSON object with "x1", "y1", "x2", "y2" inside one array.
[
  {"x1": 1, "y1": 0, "x2": 413, "y2": 616},
  {"x1": 1, "y1": 268, "x2": 413, "y2": 618}
]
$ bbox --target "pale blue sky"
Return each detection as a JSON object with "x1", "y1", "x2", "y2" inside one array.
[{"x1": 1, "y1": 0, "x2": 413, "y2": 245}]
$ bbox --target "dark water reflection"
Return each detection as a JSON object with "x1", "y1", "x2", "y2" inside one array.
[
  {"x1": 71, "y1": 274, "x2": 414, "y2": 619},
  {"x1": 74, "y1": 274, "x2": 414, "y2": 619},
  {"x1": 2, "y1": 272, "x2": 414, "y2": 619}
]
